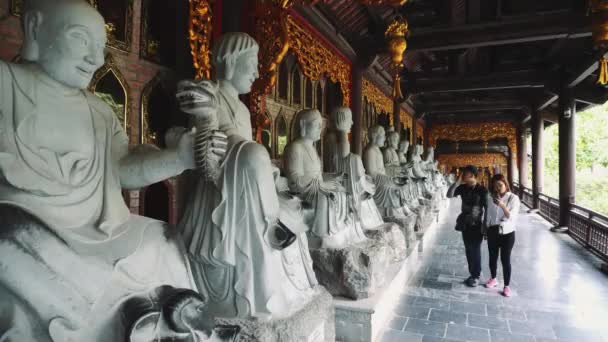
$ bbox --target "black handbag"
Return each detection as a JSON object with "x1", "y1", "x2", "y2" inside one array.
[{"x1": 455, "y1": 213, "x2": 468, "y2": 231}]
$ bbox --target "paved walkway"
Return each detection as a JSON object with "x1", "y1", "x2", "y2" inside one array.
[{"x1": 379, "y1": 198, "x2": 608, "y2": 342}]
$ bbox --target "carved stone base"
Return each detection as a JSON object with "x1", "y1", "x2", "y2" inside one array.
[
  {"x1": 310, "y1": 240, "x2": 390, "y2": 300},
  {"x1": 333, "y1": 239, "x2": 423, "y2": 342},
  {"x1": 364, "y1": 223, "x2": 407, "y2": 263},
  {"x1": 334, "y1": 203, "x2": 448, "y2": 342},
  {"x1": 215, "y1": 286, "x2": 335, "y2": 342},
  {"x1": 383, "y1": 215, "x2": 417, "y2": 251},
  {"x1": 413, "y1": 205, "x2": 436, "y2": 233}
]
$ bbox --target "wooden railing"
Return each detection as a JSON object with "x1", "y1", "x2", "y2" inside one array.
[
  {"x1": 568, "y1": 205, "x2": 608, "y2": 262},
  {"x1": 538, "y1": 194, "x2": 560, "y2": 225},
  {"x1": 512, "y1": 181, "x2": 607, "y2": 262}
]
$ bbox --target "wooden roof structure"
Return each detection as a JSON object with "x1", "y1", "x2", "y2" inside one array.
[{"x1": 296, "y1": 0, "x2": 606, "y2": 138}]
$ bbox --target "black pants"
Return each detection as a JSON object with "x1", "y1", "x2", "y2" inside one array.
[
  {"x1": 462, "y1": 227, "x2": 483, "y2": 279},
  {"x1": 487, "y1": 226, "x2": 516, "y2": 286}
]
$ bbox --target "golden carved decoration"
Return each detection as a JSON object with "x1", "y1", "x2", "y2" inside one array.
[
  {"x1": 90, "y1": 0, "x2": 134, "y2": 52},
  {"x1": 437, "y1": 153, "x2": 509, "y2": 179},
  {"x1": 250, "y1": 1, "x2": 349, "y2": 116},
  {"x1": 428, "y1": 122, "x2": 518, "y2": 158},
  {"x1": 188, "y1": 0, "x2": 213, "y2": 80},
  {"x1": 400, "y1": 108, "x2": 413, "y2": 129},
  {"x1": 140, "y1": 73, "x2": 163, "y2": 145},
  {"x1": 589, "y1": 0, "x2": 608, "y2": 84},
  {"x1": 385, "y1": 16, "x2": 409, "y2": 99},
  {"x1": 89, "y1": 54, "x2": 130, "y2": 134},
  {"x1": 417, "y1": 123, "x2": 424, "y2": 142},
  {"x1": 361, "y1": 0, "x2": 408, "y2": 6},
  {"x1": 363, "y1": 78, "x2": 392, "y2": 122}
]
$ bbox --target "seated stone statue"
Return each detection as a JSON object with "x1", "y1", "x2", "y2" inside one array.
[
  {"x1": 0, "y1": 1, "x2": 224, "y2": 341},
  {"x1": 323, "y1": 106, "x2": 382, "y2": 230},
  {"x1": 284, "y1": 109, "x2": 366, "y2": 249},
  {"x1": 177, "y1": 33, "x2": 329, "y2": 335},
  {"x1": 409, "y1": 143, "x2": 434, "y2": 199},
  {"x1": 363, "y1": 126, "x2": 418, "y2": 243}
]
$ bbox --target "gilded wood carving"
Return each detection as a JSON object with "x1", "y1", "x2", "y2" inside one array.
[
  {"x1": 188, "y1": 0, "x2": 213, "y2": 80},
  {"x1": 363, "y1": 78, "x2": 392, "y2": 122},
  {"x1": 428, "y1": 122, "x2": 518, "y2": 157}
]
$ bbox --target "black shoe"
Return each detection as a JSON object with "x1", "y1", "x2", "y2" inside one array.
[{"x1": 466, "y1": 277, "x2": 479, "y2": 287}]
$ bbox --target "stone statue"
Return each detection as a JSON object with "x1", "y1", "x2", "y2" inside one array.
[
  {"x1": 284, "y1": 109, "x2": 366, "y2": 249},
  {"x1": 177, "y1": 33, "x2": 332, "y2": 340},
  {"x1": 362, "y1": 125, "x2": 418, "y2": 244},
  {"x1": 398, "y1": 139, "x2": 410, "y2": 165},
  {"x1": 0, "y1": 1, "x2": 226, "y2": 340},
  {"x1": 324, "y1": 106, "x2": 382, "y2": 230}
]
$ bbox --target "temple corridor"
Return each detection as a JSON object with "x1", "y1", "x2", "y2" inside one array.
[{"x1": 380, "y1": 199, "x2": 608, "y2": 342}]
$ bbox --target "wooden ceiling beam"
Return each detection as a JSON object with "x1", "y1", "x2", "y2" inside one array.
[
  {"x1": 408, "y1": 11, "x2": 589, "y2": 52},
  {"x1": 408, "y1": 70, "x2": 546, "y2": 93}
]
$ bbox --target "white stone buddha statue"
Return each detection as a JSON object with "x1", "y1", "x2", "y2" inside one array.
[
  {"x1": 177, "y1": 33, "x2": 319, "y2": 321},
  {"x1": 284, "y1": 109, "x2": 367, "y2": 249},
  {"x1": 323, "y1": 106, "x2": 382, "y2": 229},
  {"x1": 363, "y1": 125, "x2": 417, "y2": 217},
  {"x1": 398, "y1": 139, "x2": 410, "y2": 165},
  {"x1": 0, "y1": 1, "x2": 224, "y2": 340}
]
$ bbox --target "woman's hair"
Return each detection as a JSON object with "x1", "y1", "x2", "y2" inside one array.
[{"x1": 490, "y1": 174, "x2": 511, "y2": 196}]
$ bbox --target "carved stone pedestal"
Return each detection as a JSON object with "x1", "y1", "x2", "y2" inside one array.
[
  {"x1": 310, "y1": 240, "x2": 390, "y2": 300},
  {"x1": 216, "y1": 286, "x2": 335, "y2": 342},
  {"x1": 413, "y1": 204, "x2": 436, "y2": 233},
  {"x1": 383, "y1": 215, "x2": 417, "y2": 251},
  {"x1": 334, "y1": 203, "x2": 449, "y2": 342},
  {"x1": 364, "y1": 222, "x2": 407, "y2": 263}
]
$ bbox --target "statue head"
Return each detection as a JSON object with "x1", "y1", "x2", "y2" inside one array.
[
  {"x1": 330, "y1": 106, "x2": 353, "y2": 132},
  {"x1": 425, "y1": 146, "x2": 435, "y2": 161},
  {"x1": 297, "y1": 109, "x2": 323, "y2": 142},
  {"x1": 212, "y1": 32, "x2": 259, "y2": 94},
  {"x1": 398, "y1": 139, "x2": 409, "y2": 153},
  {"x1": 21, "y1": 0, "x2": 107, "y2": 89},
  {"x1": 387, "y1": 131, "x2": 400, "y2": 149},
  {"x1": 368, "y1": 125, "x2": 385, "y2": 147}
]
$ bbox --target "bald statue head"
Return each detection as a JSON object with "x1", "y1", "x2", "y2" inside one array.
[
  {"x1": 212, "y1": 32, "x2": 259, "y2": 94},
  {"x1": 368, "y1": 125, "x2": 385, "y2": 147},
  {"x1": 21, "y1": 0, "x2": 106, "y2": 89},
  {"x1": 297, "y1": 109, "x2": 323, "y2": 142},
  {"x1": 387, "y1": 131, "x2": 400, "y2": 149},
  {"x1": 399, "y1": 139, "x2": 409, "y2": 153}
]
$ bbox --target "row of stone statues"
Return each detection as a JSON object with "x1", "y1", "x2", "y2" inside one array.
[{"x1": 0, "y1": 1, "x2": 448, "y2": 341}]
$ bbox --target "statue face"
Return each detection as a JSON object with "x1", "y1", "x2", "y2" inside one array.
[
  {"x1": 399, "y1": 141, "x2": 409, "y2": 153},
  {"x1": 303, "y1": 117, "x2": 323, "y2": 141},
  {"x1": 388, "y1": 133, "x2": 399, "y2": 148},
  {"x1": 373, "y1": 129, "x2": 385, "y2": 146},
  {"x1": 230, "y1": 51, "x2": 259, "y2": 94},
  {"x1": 35, "y1": 4, "x2": 106, "y2": 89}
]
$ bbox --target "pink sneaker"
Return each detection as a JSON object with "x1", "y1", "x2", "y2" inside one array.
[
  {"x1": 485, "y1": 278, "x2": 498, "y2": 288},
  {"x1": 502, "y1": 286, "x2": 512, "y2": 297}
]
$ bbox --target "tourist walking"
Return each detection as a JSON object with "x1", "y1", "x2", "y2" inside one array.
[
  {"x1": 483, "y1": 174, "x2": 520, "y2": 297},
  {"x1": 447, "y1": 165, "x2": 488, "y2": 287}
]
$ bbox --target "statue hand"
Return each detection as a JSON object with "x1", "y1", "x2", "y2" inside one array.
[
  {"x1": 322, "y1": 179, "x2": 345, "y2": 193},
  {"x1": 177, "y1": 127, "x2": 196, "y2": 170}
]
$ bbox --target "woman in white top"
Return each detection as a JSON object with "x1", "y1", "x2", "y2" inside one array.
[{"x1": 483, "y1": 174, "x2": 520, "y2": 297}]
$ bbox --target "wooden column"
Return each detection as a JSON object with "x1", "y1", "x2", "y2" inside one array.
[
  {"x1": 556, "y1": 89, "x2": 576, "y2": 230},
  {"x1": 518, "y1": 128, "x2": 529, "y2": 197},
  {"x1": 393, "y1": 99, "x2": 401, "y2": 133},
  {"x1": 508, "y1": 151, "x2": 515, "y2": 185},
  {"x1": 531, "y1": 110, "x2": 545, "y2": 210},
  {"x1": 351, "y1": 64, "x2": 364, "y2": 155}
]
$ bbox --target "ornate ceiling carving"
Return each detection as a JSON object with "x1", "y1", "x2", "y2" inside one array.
[
  {"x1": 400, "y1": 109, "x2": 413, "y2": 129},
  {"x1": 429, "y1": 122, "x2": 518, "y2": 158}
]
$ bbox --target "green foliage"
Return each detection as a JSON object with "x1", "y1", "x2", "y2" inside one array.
[{"x1": 542, "y1": 103, "x2": 608, "y2": 216}]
